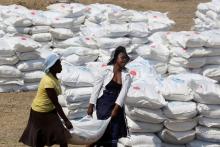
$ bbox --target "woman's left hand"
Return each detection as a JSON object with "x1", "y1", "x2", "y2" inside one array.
[
  {"x1": 111, "y1": 104, "x2": 121, "y2": 118},
  {"x1": 64, "y1": 120, "x2": 73, "y2": 129}
]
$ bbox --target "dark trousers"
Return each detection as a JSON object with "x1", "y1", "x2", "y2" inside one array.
[{"x1": 95, "y1": 90, "x2": 127, "y2": 147}]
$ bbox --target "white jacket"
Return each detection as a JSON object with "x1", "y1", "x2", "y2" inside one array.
[{"x1": 89, "y1": 65, "x2": 132, "y2": 107}]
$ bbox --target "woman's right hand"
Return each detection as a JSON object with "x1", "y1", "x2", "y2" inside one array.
[{"x1": 87, "y1": 104, "x2": 94, "y2": 116}]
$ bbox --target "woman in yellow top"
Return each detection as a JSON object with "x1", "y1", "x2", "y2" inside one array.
[{"x1": 19, "y1": 53, "x2": 73, "y2": 147}]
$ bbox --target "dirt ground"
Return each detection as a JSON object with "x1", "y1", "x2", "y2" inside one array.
[
  {"x1": 0, "y1": 0, "x2": 209, "y2": 147},
  {"x1": 0, "y1": 91, "x2": 83, "y2": 147}
]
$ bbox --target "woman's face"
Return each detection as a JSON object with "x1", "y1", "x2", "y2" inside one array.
[
  {"x1": 116, "y1": 52, "x2": 129, "y2": 68},
  {"x1": 52, "y1": 59, "x2": 62, "y2": 73}
]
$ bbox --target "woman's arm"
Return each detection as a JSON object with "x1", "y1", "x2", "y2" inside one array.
[
  {"x1": 46, "y1": 88, "x2": 73, "y2": 129},
  {"x1": 87, "y1": 71, "x2": 105, "y2": 116},
  {"x1": 115, "y1": 74, "x2": 132, "y2": 107}
]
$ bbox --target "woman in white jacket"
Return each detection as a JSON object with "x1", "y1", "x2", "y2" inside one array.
[{"x1": 87, "y1": 46, "x2": 132, "y2": 147}]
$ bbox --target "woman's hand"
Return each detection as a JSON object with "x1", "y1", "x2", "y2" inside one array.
[
  {"x1": 87, "y1": 104, "x2": 94, "y2": 116},
  {"x1": 46, "y1": 88, "x2": 73, "y2": 129},
  {"x1": 64, "y1": 119, "x2": 73, "y2": 129},
  {"x1": 111, "y1": 104, "x2": 121, "y2": 118}
]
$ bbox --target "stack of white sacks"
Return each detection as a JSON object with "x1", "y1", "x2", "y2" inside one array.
[
  {"x1": 0, "y1": 5, "x2": 32, "y2": 35},
  {"x1": 13, "y1": 36, "x2": 44, "y2": 91},
  {"x1": 0, "y1": 3, "x2": 175, "y2": 92},
  {"x1": 135, "y1": 32, "x2": 170, "y2": 75},
  {"x1": 118, "y1": 57, "x2": 166, "y2": 147},
  {"x1": 0, "y1": 36, "x2": 43, "y2": 92},
  {"x1": 57, "y1": 61, "x2": 95, "y2": 120},
  {"x1": 85, "y1": 7, "x2": 174, "y2": 63},
  {"x1": 164, "y1": 30, "x2": 220, "y2": 82},
  {"x1": 0, "y1": 37, "x2": 23, "y2": 92},
  {"x1": 159, "y1": 74, "x2": 203, "y2": 146},
  {"x1": 193, "y1": 30, "x2": 220, "y2": 81},
  {"x1": 0, "y1": 3, "x2": 95, "y2": 66},
  {"x1": 0, "y1": 3, "x2": 175, "y2": 65},
  {"x1": 133, "y1": 30, "x2": 217, "y2": 79},
  {"x1": 166, "y1": 31, "x2": 207, "y2": 75},
  {"x1": 0, "y1": 3, "x2": 173, "y2": 59},
  {"x1": 193, "y1": 0, "x2": 220, "y2": 31},
  {"x1": 187, "y1": 78, "x2": 220, "y2": 146},
  {"x1": 46, "y1": 3, "x2": 100, "y2": 65},
  {"x1": 49, "y1": 3, "x2": 175, "y2": 66},
  {"x1": 117, "y1": 57, "x2": 220, "y2": 146},
  {"x1": 192, "y1": 0, "x2": 220, "y2": 83}
]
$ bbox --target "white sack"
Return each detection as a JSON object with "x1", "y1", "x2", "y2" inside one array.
[
  {"x1": 159, "y1": 76, "x2": 194, "y2": 101},
  {"x1": 16, "y1": 59, "x2": 44, "y2": 72},
  {"x1": 167, "y1": 73, "x2": 217, "y2": 84},
  {"x1": 148, "y1": 60, "x2": 168, "y2": 75},
  {"x1": 189, "y1": 80, "x2": 220, "y2": 104},
  {"x1": 58, "y1": 62, "x2": 94, "y2": 87},
  {"x1": 197, "y1": 103, "x2": 220, "y2": 119},
  {"x1": 0, "y1": 55, "x2": 19, "y2": 65},
  {"x1": 97, "y1": 37, "x2": 130, "y2": 49},
  {"x1": 128, "y1": 22, "x2": 149, "y2": 37},
  {"x1": 166, "y1": 31, "x2": 206, "y2": 48},
  {"x1": 201, "y1": 65, "x2": 220, "y2": 81},
  {"x1": 6, "y1": 26, "x2": 31, "y2": 34},
  {"x1": 127, "y1": 116, "x2": 163, "y2": 133},
  {"x1": 170, "y1": 46, "x2": 220, "y2": 59},
  {"x1": 199, "y1": 116, "x2": 220, "y2": 128},
  {"x1": 4, "y1": 15, "x2": 32, "y2": 27},
  {"x1": 135, "y1": 43, "x2": 170, "y2": 62},
  {"x1": 163, "y1": 101, "x2": 197, "y2": 120},
  {"x1": 50, "y1": 28, "x2": 73, "y2": 40},
  {"x1": 201, "y1": 30, "x2": 220, "y2": 48},
  {"x1": 16, "y1": 51, "x2": 40, "y2": 61},
  {"x1": 126, "y1": 106, "x2": 166, "y2": 123},
  {"x1": 69, "y1": 116, "x2": 111, "y2": 145},
  {"x1": 68, "y1": 109, "x2": 87, "y2": 120},
  {"x1": 9, "y1": 36, "x2": 41, "y2": 52},
  {"x1": 32, "y1": 33, "x2": 52, "y2": 42},
  {"x1": 67, "y1": 101, "x2": 88, "y2": 110},
  {"x1": 159, "y1": 129, "x2": 195, "y2": 145},
  {"x1": 0, "y1": 65, "x2": 22, "y2": 78},
  {"x1": 63, "y1": 54, "x2": 98, "y2": 66},
  {"x1": 148, "y1": 32, "x2": 169, "y2": 45},
  {"x1": 127, "y1": 80, "x2": 167, "y2": 109},
  {"x1": 118, "y1": 133, "x2": 162, "y2": 147},
  {"x1": 196, "y1": 126, "x2": 220, "y2": 143},
  {"x1": 23, "y1": 71, "x2": 44, "y2": 83},
  {"x1": 58, "y1": 95, "x2": 67, "y2": 107},
  {"x1": 187, "y1": 140, "x2": 220, "y2": 147},
  {"x1": 0, "y1": 77, "x2": 23, "y2": 86},
  {"x1": 0, "y1": 84, "x2": 21, "y2": 92},
  {"x1": 31, "y1": 26, "x2": 51, "y2": 34},
  {"x1": 168, "y1": 65, "x2": 190, "y2": 74},
  {"x1": 162, "y1": 143, "x2": 186, "y2": 147},
  {"x1": 0, "y1": 38, "x2": 15, "y2": 57},
  {"x1": 51, "y1": 17, "x2": 73, "y2": 29},
  {"x1": 126, "y1": 56, "x2": 160, "y2": 82},
  {"x1": 21, "y1": 82, "x2": 39, "y2": 91},
  {"x1": 164, "y1": 118, "x2": 198, "y2": 131},
  {"x1": 102, "y1": 23, "x2": 129, "y2": 37},
  {"x1": 169, "y1": 56, "x2": 206, "y2": 68},
  {"x1": 53, "y1": 47, "x2": 99, "y2": 57}
]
